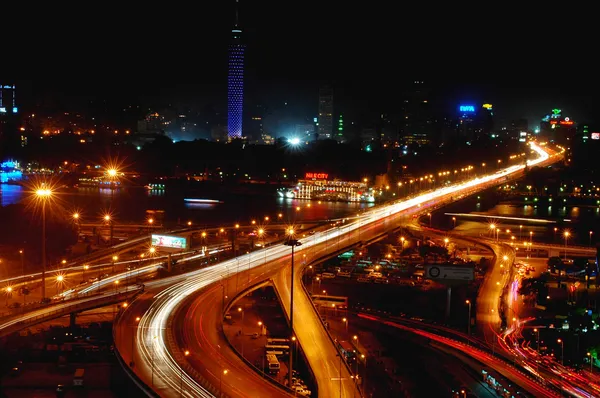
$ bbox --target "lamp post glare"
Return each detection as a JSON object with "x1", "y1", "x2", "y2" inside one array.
[
  {"x1": 564, "y1": 231, "x2": 570, "y2": 261},
  {"x1": 283, "y1": 231, "x2": 302, "y2": 388},
  {"x1": 35, "y1": 186, "x2": 52, "y2": 301}
]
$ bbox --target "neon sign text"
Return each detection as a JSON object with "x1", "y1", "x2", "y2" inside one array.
[
  {"x1": 459, "y1": 105, "x2": 475, "y2": 112},
  {"x1": 305, "y1": 172, "x2": 329, "y2": 180}
]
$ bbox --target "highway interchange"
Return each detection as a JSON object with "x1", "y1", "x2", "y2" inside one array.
[{"x1": 0, "y1": 142, "x2": 567, "y2": 397}]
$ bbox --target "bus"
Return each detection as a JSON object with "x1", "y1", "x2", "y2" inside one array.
[
  {"x1": 311, "y1": 294, "x2": 348, "y2": 309},
  {"x1": 73, "y1": 368, "x2": 85, "y2": 387},
  {"x1": 336, "y1": 340, "x2": 356, "y2": 362},
  {"x1": 266, "y1": 354, "x2": 280, "y2": 374},
  {"x1": 267, "y1": 338, "x2": 290, "y2": 346},
  {"x1": 265, "y1": 344, "x2": 290, "y2": 355}
]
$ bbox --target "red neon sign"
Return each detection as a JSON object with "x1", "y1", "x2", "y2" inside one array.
[
  {"x1": 305, "y1": 172, "x2": 329, "y2": 180},
  {"x1": 559, "y1": 120, "x2": 574, "y2": 125}
]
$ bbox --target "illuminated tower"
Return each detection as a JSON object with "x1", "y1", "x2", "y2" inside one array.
[
  {"x1": 228, "y1": 0, "x2": 245, "y2": 139},
  {"x1": 318, "y1": 86, "x2": 333, "y2": 139}
]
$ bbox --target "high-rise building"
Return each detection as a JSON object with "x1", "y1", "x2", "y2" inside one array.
[
  {"x1": 335, "y1": 114, "x2": 344, "y2": 142},
  {"x1": 227, "y1": 0, "x2": 245, "y2": 140},
  {"x1": 0, "y1": 84, "x2": 17, "y2": 114},
  {"x1": 318, "y1": 86, "x2": 333, "y2": 139}
]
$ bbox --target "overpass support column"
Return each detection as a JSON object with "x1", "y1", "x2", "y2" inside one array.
[
  {"x1": 70, "y1": 312, "x2": 77, "y2": 329},
  {"x1": 445, "y1": 287, "x2": 452, "y2": 319},
  {"x1": 167, "y1": 254, "x2": 172, "y2": 272}
]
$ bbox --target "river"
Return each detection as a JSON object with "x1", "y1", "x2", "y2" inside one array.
[{"x1": 0, "y1": 183, "x2": 374, "y2": 226}]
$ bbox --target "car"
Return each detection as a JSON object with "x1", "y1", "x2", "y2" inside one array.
[{"x1": 251, "y1": 333, "x2": 260, "y2": 339}]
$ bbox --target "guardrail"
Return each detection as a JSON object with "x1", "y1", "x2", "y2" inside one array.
[{"x1": 0, "y1": 287, "x2": 143, "y2": 338}]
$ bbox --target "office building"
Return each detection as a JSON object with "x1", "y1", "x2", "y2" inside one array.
[
  {"x1": 227, "y1": 0, "x2": 245, "y2": 139},
  {"x1": 318, "y1": 86, "x2": 333, "y2": 139}
]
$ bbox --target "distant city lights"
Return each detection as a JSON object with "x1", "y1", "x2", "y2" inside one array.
[{"x1": 288, "y1": 137, "x2": 301, "y2": 146}]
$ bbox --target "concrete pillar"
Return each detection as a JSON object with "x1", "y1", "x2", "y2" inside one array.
[
  {"x1": 69, "y1": 312, "x2": 77, "y2": 329},
  {"x1": 445, "y1": 286, "x2": 452, "y2": 319},
  {"x1": 167, "y1": 253, "x2": 172, "y2": 272}
]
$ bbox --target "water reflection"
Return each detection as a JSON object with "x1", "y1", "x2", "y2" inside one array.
[{"x1": 0, "y1": 184, "x2": 24, "y2": 206}]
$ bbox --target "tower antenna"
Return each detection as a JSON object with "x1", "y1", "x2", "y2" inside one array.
[{"x1": 235, "y1": 0, "x2": 239, "y2": 27}]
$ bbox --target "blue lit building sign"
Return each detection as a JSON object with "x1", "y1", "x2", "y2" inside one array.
[
  {"x1": 0, "y1": 160, "x2": 23, "y2": 183},
  {"x1": 459, "y1": 105, "x2": 476, "y2": 113},
  {"x1": 12, "y1": 107, "x2": 17, "y2": 113},
  {"x1": 0, "y1": 107, "x2": 6, "y2": 113}
]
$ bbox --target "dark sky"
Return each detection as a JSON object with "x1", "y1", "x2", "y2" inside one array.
[{"x1": 13, "y1": 1, "x2": 599, "y2": 125}]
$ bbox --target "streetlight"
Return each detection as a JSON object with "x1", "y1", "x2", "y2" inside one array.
[
  {"x1": 72, "y1": 212, "x2": 81, "y2": 236},
  {"x1": 283, "y1": 228, "x2": 302, "y2": 388},
  {"x1": 220, "y1": 369, "x2": 228, "y2": 397},
  {"x1": 35, "y1": 186, "x2": 52, "y2": 300},
  {"x1": 427, "y1": 212, "x2": 432, "y2": 227},
  {"x1": 57, "y1": 275, "x2": 65, "y2": 295},
  {"x1": 588, "y1": 352, "x2": 593, "y2": 373},
  {"x1": 82, "y1": 264, "x2": 89, "y2": 282},
  {"x1": 452, "y1": 217, "x2": 456, "y2": 229},
  {"x1": 104, "y1": 214, "x2": 113, "y2": 245},
  {"x1": 590, "y1": 231, "x2": 594, "y2": 247},
  {"x1": 181, "y1": 350, "x2": 190, "y2": 397},
  {"x1": 554, "y1": 227, "x2": 558, "y2": 242},
  {"x1": 112, "y1": 255, "x2": 119, "y2": 273},
  {"x1": 557, "y1": 338, "x2": 564, "y2": 365},
  {"x1": 342, "y1": 317, "x2": 348, "y2": 335},
  {"x1": 5, "y1": 286, "x2": 13, "y2": 306},
  {"x1": 533, "y1": 328, "x2": 540, "y2": 352},
  {"x1": 238, "y1": 307, "x2": 245, "y2": 355},
  {"x1": 444, "y1": 238, "x2": 449, "y2": 247},
  {"x1": 519, "y1": 225, "x2": 523, "y2": 241},
  {"x1": 465, "y1": 300, "x2": 472, "y2": 336},
  {"x1": 564, "y1": 231, "x2": 570, "y2": 261},
  {"x1": 400, "y1": 236, "x2": 405, "y2": 251}
]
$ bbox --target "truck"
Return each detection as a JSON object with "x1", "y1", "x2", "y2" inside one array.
[
  {"x1": 73, "y1": 368, "x2": 85, "y2": 387},
  {"x1": 266, "y1": 354, "x2": 280, "y2": 374}
]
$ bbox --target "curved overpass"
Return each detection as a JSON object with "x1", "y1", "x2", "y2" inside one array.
[{"x1": 115, "y1": 143, "x2": 561, "y2": 397}]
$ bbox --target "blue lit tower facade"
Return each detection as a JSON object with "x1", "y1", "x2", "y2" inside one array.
[{"x1": 228, "y1": 0, "x2": 245, "y2": 139}]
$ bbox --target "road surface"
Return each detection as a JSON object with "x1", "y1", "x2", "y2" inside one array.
[{"x1": 115, "y1": 142, "x2": 561, "y2": 397}]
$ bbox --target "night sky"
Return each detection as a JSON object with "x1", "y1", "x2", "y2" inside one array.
[{"x1": 13, "y1": 1, "x2": 598, "y2": 125}]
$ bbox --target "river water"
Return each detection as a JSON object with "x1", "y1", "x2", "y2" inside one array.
[
  {"x1": 0, "y1": 184, "x2": 374, "y2": 226},
  {"x1": 432, "y1": 191, "x2": 600, "y2": 248}
]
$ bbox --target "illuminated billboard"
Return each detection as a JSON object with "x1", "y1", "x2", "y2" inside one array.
[
  {"x1": 151, "y1": 234, "x2": 188, "y2": 250},
  {"x1": 459, "y1": 105, "x2": 476, "y2": 113},
  {"x1": 305, "y1": 172, "x2": 329, "y2": 180},
  {"x1": 592, "y1": 133, "x2": 600, "y2": 140},
  {"x1": 482, "y1": 104, "x2": 493, "y2": 110}
]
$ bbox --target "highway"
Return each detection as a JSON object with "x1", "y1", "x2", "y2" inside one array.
[{"x1": 112, "y1": 142, "x2": 561, "y2": 397}]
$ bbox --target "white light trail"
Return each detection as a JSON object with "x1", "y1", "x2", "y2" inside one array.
[{"x1": 131, "y1": 142, "x2": 557, "y2": 396}]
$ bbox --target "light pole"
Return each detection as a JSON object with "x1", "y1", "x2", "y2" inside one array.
[
  {"x1": 554, "y1": 227, "x2": 558, "y2": 242},
  {"x1": 533, "y1": 328, "x2": 540, "y2": 352},
  {"x1": 152, "y1": 335, "x2": 157, "y2": 387},
  {"x1": 465, "y1": 300, "x2": 472, "y2": 336},
  {"x1": 35, "y1": 187, "x2": 52, "y2": 301},
  {"x1": 519, "y1": 225, "x2": 523, "y2": 241},
  {"x1": 283, "y1": 228, "x2": 302, "y2": 388},
  {"x1": 342, "y1": 317, "x2": 348, "y2": 337},
  {"x1": 181, "y1": 350, "x2": 190, "y2": 397},
  {"x1": 72, "y1": 212, "x2": 80, "y2": 237},
  {"x1": 220, "y1": 369, "x2": 228, "y2": 397},
  {"x1": 56, "y1": 275, "x2": 64, "y2": 296},
  {"x1": 588, "y1": 352, "x2": 593, "y2": 373},
  {"x1": 427, "y1": 212, "x2": 432, "y2": 227},
  {"x1": 452, "y1": 217, "x2": 456, "y2": 229},
  {"x1": 564, "y1": 231, "x2": 570, "y2": 261},
  {"x1": 112, "y1": 255, "x2": 118, "y2": 274},
  {"x1": 104, "y1": 214, "x2": 113, "y2": 246},
  {"x1": 258, "y1": 228, "x2": 266, "y2": 264},
  {"x1": 5, "y1": 287, "x2": 12, "y2": 306},
  {"x1": 557, "y1": 338, "x2": 564, "y2": 365},
  {"x1": 130, "y1": 316, "x2": 141, "y2": 367},
  {"x1": 590, "y1": 231, "x2": 594, "y2": 248},
  {"x1": 238, "y1": 306, "x2": 245, "y2": 356},
  {"x1": 82, "y1": 264, "x2": 89, "y2": 283},
  {"x1": 400, "y1": 236, "x2": 405, "y2": 252}
]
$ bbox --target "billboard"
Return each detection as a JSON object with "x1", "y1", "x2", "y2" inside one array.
[
  {"x1": 151, "y1": 234, "x2": 188, "y2": 250},
  {"x1": 592, "y1": 132, "x2": 600, "y2": 140},
  {"x1": 425, "y1": 265, "x2": 474, "y2": 281},
  {"x1": 459, "y1": 105, "x2": 476, "y2": 113}
]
